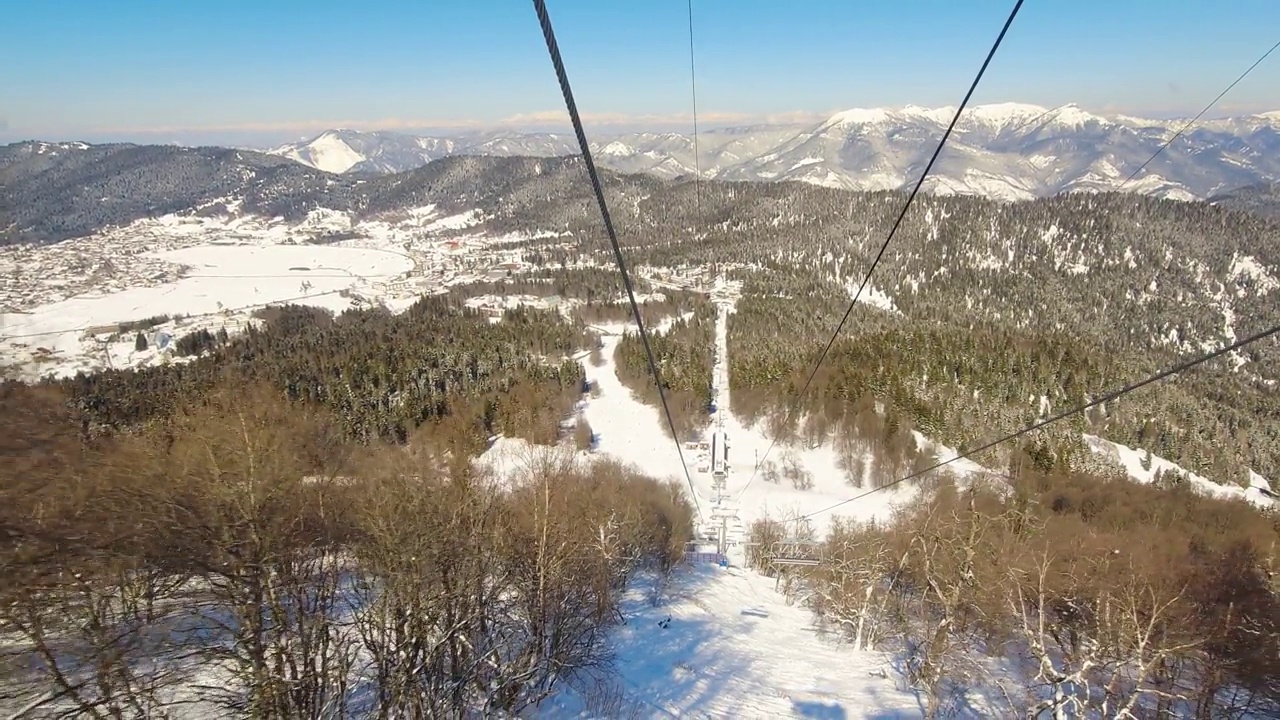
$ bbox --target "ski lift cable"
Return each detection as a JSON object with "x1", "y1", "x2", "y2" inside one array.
[
  {"x1": 687, "y1": 0, "x2": 703, "y2": 222},
  {"x1": 796, "y1": 320, "x2": 1280, "y2": 521},
  {"x1": 531, "y1": 0, "x2": 704, "y2": 520},
  {"x1": 1008, "y1": 38, "x2": 1276, "y2": 176},
  {"x1": 746, "y1": 31, "x2": 1280, "y2": 509},
  {"x1": 1119, "y1": 37, "x2": 1280, "y2": 192},
  {"x1": 737, "y1": 0, "x2": 1026, "y2": 503}
]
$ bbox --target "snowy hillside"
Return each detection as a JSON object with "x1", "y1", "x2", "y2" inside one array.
[
  {"x1": 481, "y1": 275, "x2": 1273, "y2": 543},
  {"x1": 266, "y1": 128, "x2": 580, "y2": 175},
  {"x1": 265, "y1": 103, "x2": 1280, "y2": 200},
  {"x1": 1212, "y1": 180, "x2": 1280, "y2": 218}
]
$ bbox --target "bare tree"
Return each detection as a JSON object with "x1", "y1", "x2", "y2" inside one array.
[
  {"x1": 157, "y1": 383, "x2": 356, "y2": 718},
  {"x1": 810, "y1": 519, "x2": 908, "y2": 651},
  {"x1": 892, "y1": 489, "x2": 1015, "y2": 719}
]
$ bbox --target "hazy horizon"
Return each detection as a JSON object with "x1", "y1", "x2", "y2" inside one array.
[
  {"x1": 8, "y1": 100, "x2": 1280, "y2": 150},
  {"x1": 3, "y1": 0, "x2": 1279, "y2": 147}
]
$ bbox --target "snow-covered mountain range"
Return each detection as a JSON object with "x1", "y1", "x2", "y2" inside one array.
[{"x1": 267, "y1": 103, "x2": 1280, "y2": 201}]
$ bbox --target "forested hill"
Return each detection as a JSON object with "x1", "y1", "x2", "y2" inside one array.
[
  {"x1": 0, "y1": 145, "x2": 632, "y2": 245},
  {"x1": 1212, "y1": 181, "x2": 1280, "y2": 219},
  {"x1": 6, "y1": 147, "x2": 1279, "y2": 487}
]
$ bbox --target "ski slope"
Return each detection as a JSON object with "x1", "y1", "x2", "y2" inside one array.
[
  {"x1": 542, "y1": 563, "x2": 924, "y2": 719},
  {"x1": 482, "y1": 276, "x2": 988, "y2": 538},
  {"x1": 697, "y1": 279, "x2": 926, "y2": 539}
]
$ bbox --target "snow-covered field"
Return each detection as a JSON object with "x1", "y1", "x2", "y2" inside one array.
[
  {"x1": 1, "y1": 244, "x2": 410, "y2": 369},
  {"x1": 0, "y1": 205, "x2": 564, "y2": 379}
]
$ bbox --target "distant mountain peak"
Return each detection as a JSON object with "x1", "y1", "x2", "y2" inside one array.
[
  {"x1": 254, "y1": 103, "x2": 1280, "y2": 202},
  {"x1": 825, "y1": 107, "x2": 894, "y2": 126}
]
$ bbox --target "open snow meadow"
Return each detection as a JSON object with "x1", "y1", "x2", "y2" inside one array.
[{"x1": 0, "y1": 205, "x2": 552, "y2": 380}]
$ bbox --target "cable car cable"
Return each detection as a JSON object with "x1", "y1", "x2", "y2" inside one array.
[
  {"x1": 795, "y1": 320, "x2": 1280, "y2": 521},
  {"x1": 737, "y1": 0, "x2": 1025, "y2": 502},
  {"x1": 688, "y1": 0, "x2": 703, "y2": 212},
  {"x1": 1119, "y1": 38, "x2": 1280, "y2": 192},
  {"x1": 531, "y1": 0, "x2": 704, "y2": 519}
]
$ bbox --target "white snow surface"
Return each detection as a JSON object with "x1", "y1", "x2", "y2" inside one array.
[
  {"x1": 0, "y1": 204, "x2": 554, "y2": 379},
  {"x1": 0, "y1": 245, "x2": 408, "y2": 376},
  {"x1": 1230, "y1": 253, "x2": 1280, "y2": 294},
  {"x1": 484, "y1": 278, "x2": 988, "y2": 544},
  {"x1": 540, "y1": 563, "x2": 924, "y2": 719},
  {"x1": 1084, "y1": 434, "x2": 1274, "y2": 509},
  {"x1": 7, "y1": 250, "x2": 1275, "y2": 715},
  {"x1": 288, "y1": 131, "x2": 366, "y2": 174},
  {"x1": 482, "y1": 276, "x2": 999, "y2": 546}
]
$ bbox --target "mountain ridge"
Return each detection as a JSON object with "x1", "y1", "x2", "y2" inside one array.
[{"x1": 265, "y1": 103, "x2": 1280, "y2": 201}]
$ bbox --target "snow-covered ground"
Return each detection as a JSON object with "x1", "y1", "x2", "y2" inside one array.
[
  {"x1": 0, "y1": 205, "x2": 568, "y2": 379},
  {"x1": 1084, "y1": 433, "x2": 1275, "y2": 508},
  {"x1": 479, "y1": 278, "x2": 954, "y2": 543},
  {"x1": 476, "y1": 277, "x2": 1006, "y2": 717},
  {"x1": 541, "y1": 563, "x2": 925, "y2": 719},
  {"x1": 497, "y1": 276, "x2": 1275, "y2": 718},
  {"x1": 1, "y1": 244, "x2": 410, "y2": 368},
  {"x1": 703, "y1": 278, "x2": 931, "y2": 539},
  {"x1": 6, "y1": 246, "x2": 1273, "y2": 715},
  {"x1": 485, "y1": 269, "x2": 1278, "y2": 557}
]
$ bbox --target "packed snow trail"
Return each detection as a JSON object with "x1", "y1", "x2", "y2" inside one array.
[
  {"x1": 701, "y1": 278, "x2": 917, "y2": 537},
  {"x1": 574, "y1": 318, "x2": 711, "y2": 516},
  {"x1": 542, "y1": 561, "x2": 922, "y2": 718}
]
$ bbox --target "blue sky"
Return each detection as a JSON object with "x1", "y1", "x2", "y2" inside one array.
[{"x1": 2, "y1": 0, "x2": 1278, "y2": 145}]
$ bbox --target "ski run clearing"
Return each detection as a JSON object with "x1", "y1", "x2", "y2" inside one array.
[{"x1": 539, "y1": 564, "x2": 927, "y2": 719}]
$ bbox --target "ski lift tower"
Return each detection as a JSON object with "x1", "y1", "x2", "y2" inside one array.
[
  {"x1": 709, "y1": 424, "x2": 729, "y2": 495},
  {"x1": 710, "y1": 421, "x2": 728, "y2": 477},
  {"x1": 708, "y1": 422, "x2": 741, "y2": 555}
]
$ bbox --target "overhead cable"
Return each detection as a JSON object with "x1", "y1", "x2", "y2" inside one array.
[
  {"x1": 738, "y1": 0, "x2": 1026, "y2": 501},
  {"x1": 531, "y1": 0, "x2": 704, "y2": 518},
  {"x1": 1119, "y1": 38, "x2": 1280, "y2": 191}
]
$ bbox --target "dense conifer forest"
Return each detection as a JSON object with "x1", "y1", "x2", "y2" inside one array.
[
  {"x1": 725, "y1": 274, "x2": 1280, "y2": 485},
  {"x1": 56, "y1": 294, "x2": 588, "y2": 447},
  {"x1": 484, "y1": 175, "x2": 1280, "y2": 488},
  {"x1": 612, "y1": 294, "x2": 717, "y2": 440}
]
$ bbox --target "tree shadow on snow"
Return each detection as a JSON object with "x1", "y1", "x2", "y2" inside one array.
[
  {"x1": 792, "y1": 699, "x2": 848, "y2": 719},
  {"x1": 616, "y1": 565, "x2": 931, "y2": 719},
  {"x1": 610, "y1": 565, "x2": 761, "y2": 717}
]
